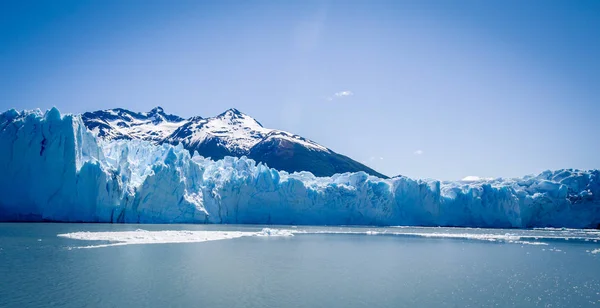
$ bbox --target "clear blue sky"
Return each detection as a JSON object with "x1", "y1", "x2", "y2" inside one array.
[{"x1": 1, "y1": 0, "x2": 598, "y2": 180}]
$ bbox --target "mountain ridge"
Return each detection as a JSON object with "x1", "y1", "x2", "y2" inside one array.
[{"x1": 81, "y1": 107, "x2": 388, "y2": 178}]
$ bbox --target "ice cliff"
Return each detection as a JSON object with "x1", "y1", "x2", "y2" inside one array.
[{"x1": 1, "y1": 108, "x2": 599, "y2": 228}]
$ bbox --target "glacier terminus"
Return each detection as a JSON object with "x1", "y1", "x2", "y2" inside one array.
[{"x1": 0, "y1": 107, "x2": 598, "y2": 228}]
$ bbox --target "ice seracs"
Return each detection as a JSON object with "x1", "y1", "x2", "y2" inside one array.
[{"x1": 1, "y1": 108, "x2": 599, "y2": 228}]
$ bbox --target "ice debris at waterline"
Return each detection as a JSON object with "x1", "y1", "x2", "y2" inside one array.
[
  {"x1": 1, "y1": 108, "x2": 600, "y2": 228},
  {"x1": 57, "y1": 227, "x2": 600, "y2": 249},
  {"x1": 58, "y1": 228, "x2": 293, "y2": 249}
]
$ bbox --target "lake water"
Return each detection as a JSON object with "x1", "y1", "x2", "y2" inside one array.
[{"x1": 0, "y1": 223, "x2": 599, "y2": 307}]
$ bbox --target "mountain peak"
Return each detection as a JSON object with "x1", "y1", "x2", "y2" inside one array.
[
  {"x1": 214, "y1": 108, "x2": 267, "y2": 128},
  {"x1": 149, "y1": 106, "x2": 164, "y2": 114},
  {"x1": 146, "y1": 106, "x2": 184, "y2": 123},
  {"x1": 217, "y1": 108, "x2": 245, "y2": 118}
]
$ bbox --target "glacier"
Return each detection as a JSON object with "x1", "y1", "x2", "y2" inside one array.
[{"x1": 0, "y1": 108, "x2": 599, "y2": 228}]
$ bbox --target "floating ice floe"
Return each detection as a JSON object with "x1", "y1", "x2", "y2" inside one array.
[
  {"x1": 58, "y1": 227, "x2": 600, "y2": 249},
  {"x1": 59, "y1": 228, "x2": 295, "y2": 249}
]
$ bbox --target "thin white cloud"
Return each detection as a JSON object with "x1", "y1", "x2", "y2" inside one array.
[
  {"x1": 326, "y1": 90, "x2": 354, "y2": 101},
  {"x1": 334, "y1": 90, "x2": 353, "y2": 97},
  {"x1": 414, "y1": 150, "x2": 424, "y2": 155}
]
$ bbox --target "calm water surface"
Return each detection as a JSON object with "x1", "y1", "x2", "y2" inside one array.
[{"x1": 0, "y1": 223, "x2": 599, "y2": 307}]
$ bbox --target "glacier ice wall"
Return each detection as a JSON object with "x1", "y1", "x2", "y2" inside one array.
[{"x1": 0, "y1": 108, "x2": 599, "y2": 228}]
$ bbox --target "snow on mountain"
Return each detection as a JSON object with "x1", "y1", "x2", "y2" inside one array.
[
  {"x1": 163, "y1": 107, "x2": 327, "y2": 154},
  {"x1": 1, "y1": 108, "x2": 599, "y2": 228},
  {"x1": 261, "y1": 130, "x2": 329, "y2": 152},
  {"x1": 83, "y1": 107, "x2": 386, "y2": 178},
  {"x1": 82, "y1": 107, "x2": 186, "y2": 142},
  {"x1": 165, "y1": 108, "x2": 272, "y2": 155}
]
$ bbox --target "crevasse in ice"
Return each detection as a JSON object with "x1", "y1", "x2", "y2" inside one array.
[{"x1": 0, "y1": 108, "x2": 598, "y2": 228}]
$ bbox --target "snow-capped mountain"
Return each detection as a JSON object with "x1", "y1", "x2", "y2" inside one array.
[
  {"x1": 81, "y1": 107, "x2": 387, "y2": 178},
  {"x1": 82, "y1": 107, "x2": 185, "y2": 142}
]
